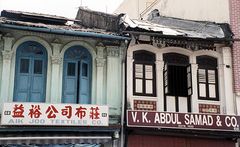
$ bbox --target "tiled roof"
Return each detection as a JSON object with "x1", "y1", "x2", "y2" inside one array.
[{"x1": 121, "y1": 10, "x2": 233, "y2": 40}]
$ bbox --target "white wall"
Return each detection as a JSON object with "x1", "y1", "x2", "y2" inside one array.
[
  {"x1": 115, "y1": 0, "x2": 230, "y2": 23},
  {"x1": 114, "y1": 0, "x2": 155, "y2": 19},
  {"x1": 126, "y1": 36, "x2": 235, "y2": 115}
]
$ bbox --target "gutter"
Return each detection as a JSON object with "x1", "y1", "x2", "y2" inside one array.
[
  {"x1": 123, "y1": 39, "x2": 131, "y2": 147},
  {"x1": 0, "y1": 24, "x2": 131, "y2": 41},
  {"x1": 0, "y1": 136, "x2": 112, "y2": 141},
  {"x1": 123, "y1": 31, "x2": 233, "y2": 42}
]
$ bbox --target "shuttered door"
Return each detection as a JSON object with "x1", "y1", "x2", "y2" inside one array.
[
  {"x1": 62, "y1": 46, "x2": 92, "y2": 104},
  {"x1": 127, "y1": 135, "x2": 235, "y2": 147},
  {"x1": 14, "y1": 41, "x2": 47, "y2": 102}
]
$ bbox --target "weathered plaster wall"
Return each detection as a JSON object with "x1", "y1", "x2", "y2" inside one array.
[{"x1": 0, "y1": 28, "x2": 126, "y2": 124}]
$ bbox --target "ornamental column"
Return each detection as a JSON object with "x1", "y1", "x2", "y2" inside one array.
[
  {"x1": 222, "y1": 47, "x2": 235, "y2": 114},
  {"x1": 50, "y1": 40, "x2": 62, "y2": 103},
  {"x1": 96, "y1": 44, "x2": 106, "y2": 105},
  {"x1": 155, "y1": 59, "x2": 164, "y2": 112},
  {"x1": 0, "y1": 35, "x2": 14, "y2": 108},
  {"x1": 106, "y1": 46, "x2": 121, "y2": 117},
  {"x1": 191, "y1": 63, "x2": 198, "y2": 113}
]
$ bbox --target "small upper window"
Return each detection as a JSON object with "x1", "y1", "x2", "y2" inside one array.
[
  {"x1": 20, "y1": 59, "x2": 29, "y2": 73},
  {"x1": 34, "y1": 60, "x2": 43, "y2": 74},
  {"x1": 197, "y1": 56, "x2": 219, "y2": 100},
  {"x1": 82, "y1": 62, "x2": 88, "y2": 77},
  {"x1": 67, "y1": 63, "x2": 76, "y2": 76},
  {"x1": 133, "y1": 50, "x2": 156, "y2": 96}
]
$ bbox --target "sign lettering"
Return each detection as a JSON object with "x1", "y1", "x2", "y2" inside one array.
[
  {"x1": 2, "y1": 103, "x2": 109, "y2": 126},
  {"x1": 127, "y1": 110, "x2": 240, "y2": 131}
]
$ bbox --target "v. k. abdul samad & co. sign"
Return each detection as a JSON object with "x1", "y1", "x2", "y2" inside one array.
[{"x1": 127, "y1": 110, "x2": 240, "y2": 131}]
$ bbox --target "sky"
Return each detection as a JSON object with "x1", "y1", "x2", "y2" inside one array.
[{"x1": 0, "y1": 0, "x2": 124, "y2": 19}]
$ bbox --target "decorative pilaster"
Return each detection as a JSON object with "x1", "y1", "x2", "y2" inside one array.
[
  {"x1": 107, "y1": 46, "x2": 120, "y2": 57},
  {"x1": 126, "y1": 54, "x2": 133, "y2": 108},
  {"x1": 119, "y1": 41, "x2": 128, "y2": 62},
  {"x1": 2, "y1": 35, "x2": 14, "y2": 51},
  {"x1": 0, "y1": 35, "x2": 14, "y2": 108},
  {"x1": 96, "y1": 44, "x2": 106, "y2": 105},
  {"x1": 218, "y1": 64, "x2": 226, "y2": 114},
  {"x1": 96, "y1": 58, "x2": 106, "y2": 67},
  {"x1": 2, "y1": 50, "x2": 13, "y2": 61},
  {"x1": 0, "y1": 38, "x2": 3, "y2": 51},
  {"x1": 51, "y1": 56, "x2": 62, "y2": 64},
  {"x1": 156, "y1": 60, "x2": 164, "y2": 112},
  {"x1": 106, "y1": 46, "x2": 121, "y2": 115},
  {"x1": 191, "y1": 63, "x2": 199, "y2": 113},
  {"x1": 50, "y1": 41, "x2": 62, "y2": 103},
  {"x1": 222, "y1": 47, "x2": 235, "y2": 114}
]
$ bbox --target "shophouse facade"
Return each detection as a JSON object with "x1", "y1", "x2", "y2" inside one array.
[
  {"x1": 120, "y1": 10, "x2": 240, "y2": 146},
  {"x1": 115, "y1": 0, "x2": 240, "y2": 116},
  {"x1": 0, "y1": 9, "x2": 129, "y2": 146},
  {"x1": 115, "y1": 1, "x2": 240, "y2": 146}
]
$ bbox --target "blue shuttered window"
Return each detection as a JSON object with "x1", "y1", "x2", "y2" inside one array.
[
  {"x1": 14, "y1": 41, "x2": 47, "y2": 102},
  {"x1": 62, "y1": 46, "x2": 92, "y2": 104}
]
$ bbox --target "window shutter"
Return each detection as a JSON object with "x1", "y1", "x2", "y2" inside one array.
[
  {"x1": 79, "y1": 60, "x2": 91, "y2": 104},
  {"x1": 208, "y1": 70, "x2": 217, "y2": 98},
  {"x1": 187, "y1": 64, "x2": 192, "y2": 96}
]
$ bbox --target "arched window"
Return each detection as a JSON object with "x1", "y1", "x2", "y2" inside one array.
[
  {"x1": 133, "y1": 50, "x2": 156, "y2": 96},
  {"x1": 62, "y1": 46, "x2": 92, "y2": 104},
  {"x1": 163, "y1": 53, "x2": 191, "y2": 97},
  {"x1": 163, "y1": 53, "x2": 192, "y2": 112},
  {"x1": 14, "y1": 41, "x2": 48, "y2": 102},
  {"x1": 197, "y1": 56, "x2": 219, "y2": 100}
]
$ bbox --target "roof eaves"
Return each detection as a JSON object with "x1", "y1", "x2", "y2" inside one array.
[{"x1": 0, "y1": 23, "x2": 130, "y2": 41}]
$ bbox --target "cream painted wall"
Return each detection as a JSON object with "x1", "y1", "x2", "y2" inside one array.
[
  {"x1": 115, "y1": 0, "x2": 230, "y2": 23},
  {"x1": 126, "y1": 38, "x2": 235, "y2": 115},
  {"x1": 114, "y1": 0, "x2": 155, "y2": 19}
]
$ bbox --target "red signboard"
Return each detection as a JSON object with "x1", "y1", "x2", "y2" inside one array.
[
  {"x1": 199, "y1": 104, "x2": 220, "y2": 114},
  {"x1": 134, "y1": 100, "x2": 156, "y2": 111},
  {"x1": 127, "y1": 110, "x2": 240, "y2": 131}
]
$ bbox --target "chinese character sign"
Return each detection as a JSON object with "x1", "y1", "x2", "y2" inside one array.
[{"x1": 1, "y1": 103, "x2": 109, "y2": 126}]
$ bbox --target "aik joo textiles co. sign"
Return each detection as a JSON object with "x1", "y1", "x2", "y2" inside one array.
[
  {"x1": 1, "y1": 103, "x2": 109, "y2": 126},
  {"x1": 127, "y1": 110, "x2": 240, "y2": 131}
]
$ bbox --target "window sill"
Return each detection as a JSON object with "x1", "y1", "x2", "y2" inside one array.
[
  {"x1": 131, "y1": 95, "x2": 158, "y2": 100},
  {"x1": 198, "y1": 98, "x2": 220, "y2": 101},
  {"x1": 198, "y1": 99, "x2": 221, "y2": 104}
]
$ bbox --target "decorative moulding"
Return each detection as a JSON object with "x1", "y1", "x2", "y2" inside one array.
[{"x1": 2, "y1": 50, "x2": 13, "y2": 60}]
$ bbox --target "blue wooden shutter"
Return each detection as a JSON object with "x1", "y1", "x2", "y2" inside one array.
[
  {"x1": 79, "y1": 60, "x2": 90, "y2": 104},
  {"x1": 14, "y1": 41, "x2": 47, "y2": 102},
  {"x1": 30, "y1": 59, "x2": 46, "y2": 102},
  {"x1": 62, "y1": 46, "x2": 92, "y2": 104},
  {"x1": 62, "y1": 61, "x2": 78, "y2": 103},
  {"x1": 14, "y1": 58, "x2": 31, "y2": 102}
]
